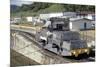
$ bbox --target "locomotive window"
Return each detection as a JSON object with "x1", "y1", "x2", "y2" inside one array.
[{"x1": 62, "y1": 32, "x2": 80, "y2": 41}]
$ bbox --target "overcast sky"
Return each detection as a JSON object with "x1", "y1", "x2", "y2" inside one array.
[{"x1": 10, "y1": 0, "x2": 33, "y2": 6}]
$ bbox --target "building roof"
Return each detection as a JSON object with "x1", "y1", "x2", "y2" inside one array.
[
  {"x1": 70, "y1": 18, "x2": 93, "y2": 22},
  {"x1": 76, "y1": 11, "x2": 95, "y2": 15}
]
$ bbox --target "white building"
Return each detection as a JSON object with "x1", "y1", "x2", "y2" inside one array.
[
  {"x1": 39, "y1": 12, "x2": 76, "y2": 20},
  {"x1": 26, "y1": 16, "x2": 33, "y2": 22},
  {"x1": 26, "y1": 16, "x2": 44, "y2": 26},
  {"x1": 40, "y1": 12, "x2": 63, "y2": 19},
  {"x1": 63, "y1": 12, "x2": 76, "y2": 18},
  {"x1": 76, "y1": 12, "x2": 95, "y2": 20},
  {"x1": 10, "y1": 17, "x2": 21, "y2": 23},
  {"x1": 69, "y1": 18, "x2": 94, "y2": 31}
]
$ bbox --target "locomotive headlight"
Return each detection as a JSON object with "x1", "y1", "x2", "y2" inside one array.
[
  {"x1": 73, "y1": 51, "x2": 76, "y2": 54},
  {"x1": 88, "y1": 44, "x2": 91, "y2": 48},
  {"x1": 84, "y1": 49, "x2": 88, "y2": 52}
]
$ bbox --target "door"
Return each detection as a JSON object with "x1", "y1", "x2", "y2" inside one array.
[{"x1": 84, "y1": 22, "x2": 87, "y2": 30}]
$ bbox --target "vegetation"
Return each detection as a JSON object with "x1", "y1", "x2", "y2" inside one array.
[{"x1": 11, "y1": 2, "x2": 95, "y2": 17}]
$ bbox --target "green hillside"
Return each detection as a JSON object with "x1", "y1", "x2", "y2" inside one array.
[
  {"x1": 38, "y1": 4, "x2": 66, "y2": 13},
  {"x1": 11, "y1": 2, "x2": 95, "y2": 17}
]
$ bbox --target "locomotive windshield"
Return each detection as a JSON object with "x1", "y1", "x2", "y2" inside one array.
[
  {"x1": 70, "y1": 40, "x2": 87, "y2": 50},
  {"x1": 62, "y1": 31, "x2": 80, "y2": 41},
  {"x1": 62, "y1": 31, "x2": 87, "y2": 50}
]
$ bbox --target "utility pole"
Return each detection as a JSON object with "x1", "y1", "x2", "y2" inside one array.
[{"x1": 12, "y1": 32, "x2": 16, "y2": 49}]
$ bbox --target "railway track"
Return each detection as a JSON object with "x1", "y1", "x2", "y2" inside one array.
[{"x1": 11, "y1": 30, "x2": 95, "y2": 64}]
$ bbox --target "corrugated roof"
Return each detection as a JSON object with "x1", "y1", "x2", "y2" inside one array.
[{"x1": 70, "y1": 18, "x2": 93, "y2": 22}]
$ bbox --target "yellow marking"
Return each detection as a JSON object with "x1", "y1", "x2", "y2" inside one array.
[{"x1": 71, "y1": 48, "x2": 90, "y2": 57}]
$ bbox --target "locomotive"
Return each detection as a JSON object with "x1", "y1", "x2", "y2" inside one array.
[{"x1": 35, "y1": 17, "x2": 90, "y2": 57}]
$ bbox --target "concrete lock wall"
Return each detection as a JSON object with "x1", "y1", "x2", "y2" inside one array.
[{"x1": 11, "y1": 33, "x2": 68, "y2": 66}]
